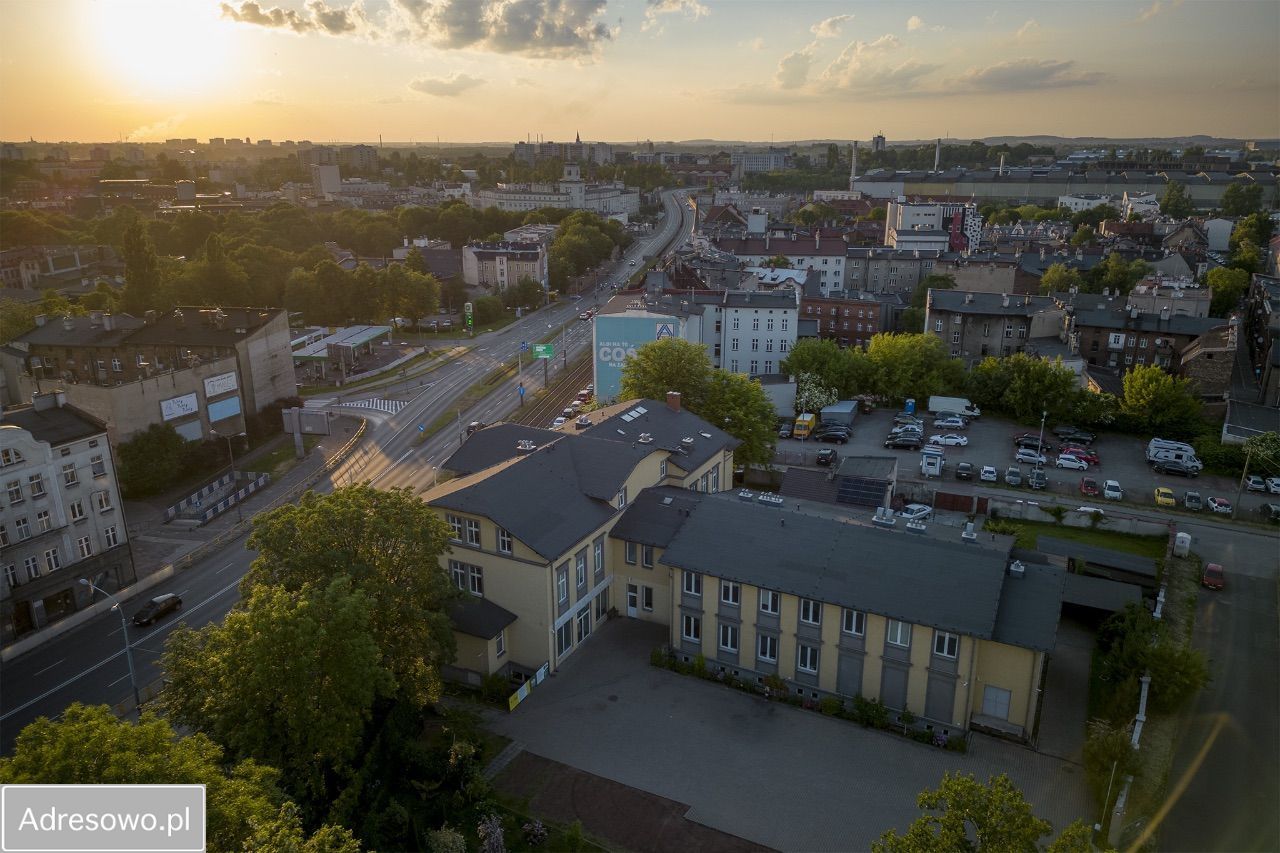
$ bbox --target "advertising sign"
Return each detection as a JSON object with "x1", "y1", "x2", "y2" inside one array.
[
  {"x1": 203, "y1": 371, "x2": 239, "y2": 398},
  {"x1": 594, "y1": 315, "x2": 685, "y2": 401},
  {"x1": 160, "y1": 393, "x2": 199, "y2": 422}
]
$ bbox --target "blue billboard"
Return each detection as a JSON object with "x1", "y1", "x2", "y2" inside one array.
[{"x1": 593, "y1": 315, "x2": 683, "y2": 403}]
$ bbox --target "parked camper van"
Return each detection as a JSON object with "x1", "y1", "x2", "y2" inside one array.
[{"x1": 1146, "y1": 438, "x2": 1203, "y2": 471}]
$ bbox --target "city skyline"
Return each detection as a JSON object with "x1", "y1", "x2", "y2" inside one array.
[{"x1": 2, "y1": 0, "x2": 1278, "y2": 144}]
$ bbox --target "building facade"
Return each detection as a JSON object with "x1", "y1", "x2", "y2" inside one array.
[
  {"x1": 885, "y1": 200, "x2": 982, "y2": 252},
  {"x1": 461, "y1": 242, "x2": 548, "y2": 290},
  {"x1": 924, "y1": 291, "x2": 1065, "y2": 368},
  {"x1": 470, "y1": 164, "x2": 639, "y2": 216},
  {"x1": 712, "y1": 234, "x2": 848, "y2": 295}
]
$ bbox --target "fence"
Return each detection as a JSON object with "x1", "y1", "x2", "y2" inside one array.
[
  {"x1": 194, "y1": 472, "x2": 270, "y2": 525},
  {"x1": 163, "y1": 473, "x2": 234, "y2": 522}
]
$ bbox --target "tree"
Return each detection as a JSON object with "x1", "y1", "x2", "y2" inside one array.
[
  {"x1": 863, "y1": 333, "x2": 965, "y2": 404},
  {"x1": 1069, "y1": 226, "x2": 1095, "y2": 247},
  {"x1": 794, "y1": 371, "x2": 838, "y2": 415},
  {"x1": 873, "y1": 772, "x2": 1091, "y2": 852},
  {"x1": 780, "y1": 338, "x2": 867, "y2": 397},
  {"x1": 441, "y1": 277, "x2": 467, "y2": 313},
  {"x1": 1160, "y1": 181, "x2": 1194, "y2": 219},
  {"x1": 163, "y1": 577, "x2": 395, "y2": 806},
  {"x1": 1228, "y1": 212, "x2": 1275, "y2": 253},
  {"x1": 1038, "y1": 263, "x2": 1083, "y2": 295},
  {"x1": 1205, "y1": 267, "x2": 1250, "y2": 317},
  {"x1": 1119, "y1": 364, "x2": 1203, "y2": 438},
  {"x1": 1219, "y1": 183, "x2": 1263, "y2": 217},
  {"x1": 0, "y1": 704, "x2": 355, "y2": 853},
  {"x1": 1070, "y1": 204, "x2": 1120, "y2": 229},
  {"x1": 121, "y1": 219, "x2": 163, "y2": 314},
  {"x1": 117, "y1": 422, "x2": 188, "y2": 497},
  {"x1": 761, "y1": 254, "x2": 792, "y2": 268},
  {"x1": 244, "y1": 803, "x2": 362, "y2": 853},
  {"x1": 242, "y1": 485, "x2": 459, "y2": 707},
  {"x1": 472, "y1": 295, "x2": 503, "y2": 325},
  {"x1": 966, "y1": 354, "x2": 1081, "y2": 424},
  {"x1": 698, "y1": 370, "x2": 777, "y2": 467},
  {"x1": 1097, "y1": 603, "x2": 1208, "y2": 715},
  {"x1": 620, "y1": 338, "x2": 713, "y2": 410}
]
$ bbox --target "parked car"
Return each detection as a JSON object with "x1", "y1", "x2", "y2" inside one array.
[
  {"x1": 889, "y1": 424, "x2": 923, "y2": 435},
  {"x1": 1028, "y1": 468, "x2": 1047, "y2": 490},
  {"x1": 814, "y1": 431, "x2": 849, "y2": 445},
  {"x1": 1154, "y1": 487, "x2": 1176, "y2": 507},
  {"x1": 440, "y1": 319, "x2": 453, "y2": 329},
  {"x1": 1052, "y1": 424, "x2": 1082, "y2": 439},
  {"x1": 1184, "y1": 491, "x2": 1203, "y2": 511},
  {"x1": 1103, "y1": 480, "x2": 1124, "y2": 500},
  {"x1": 1207, "y1": 496, "x2": 1232, "y2": 514},
  {"x1": 928, "y1": 433, "x2": 969, "y2": 447},
  {"x1": 956, "y1": 462, "x2": 974, "y2": 480},
  {"x1": 777, "y1": 421, "x2": 794, "y2": 439},
  {"x1": 1004, "y1": 467, "x2": 1023, "y2": 486},
  {"x1": 466, "y1": 421, "x2": 485, "y2": 436},
  {"x1": 884, "y1": 435, "x2": 923, "y2": 450},
  {"x1": 1059, "y1": 445, "x2": 1100, "y2": 465},
  {"x1": 897, "y1": 503, "x2": 933, "y2": 522},
  {"x1": 1055, "y1": 454, "x2": 1089, "y2": 471},
  {"x1": 1080, "y1": 477, "x2": 1100, "y2": 497},
  {"x1": 1268, "y1": 477, "x2": 1280, "y2": 495},
  {"x1": 1015, "y1": 448, "x2": 1046, "y2": 466},
  {"x1": 551, "y1": 417, "x2": 567, "y2": 428},
  {"x1": 1014, "y1": 435, "x2": 1054, "y2": 453},
  {"x1": 1245, "y1": 475, "x2": 1266, "y2": 492},
  {"x1": 562, "y1": 406, "x2": 575, "y2": 418},
  {"x1": 1260, "y1": 503, "x2": 1280, "y2": 523},
  {"x1": 816, "y1": 448, "x2": 838, "y2": 467},
  {"x1": 1076, "y1": 506, "x2": 1105, "y2": 516},
  {"x1": 1152, "y1": 460, "x2": 1199, "y2": 478},
  {"x1": 980, "y1": 465, "x2": 998, "y2": 482},
  {"x1": 1201, "y1": 562, "x2": 1225, "y2": 590},
  {"x1": 932, "y1": 416, "x2": 967, "y2": 430},
  {"x1": 1054, "y1": 426, "x2": 1096, "y2": 444},
  {"x1": 133, "y1": 593, "x2": 182, "y2": 626},
  {"x1": 893, "y1": 414, "x2": 924, "y2": 427}
]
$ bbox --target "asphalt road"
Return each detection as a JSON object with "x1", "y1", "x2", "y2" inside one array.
[{"x1": 0, "y1": 189, "x2": 692, "y2": 751}]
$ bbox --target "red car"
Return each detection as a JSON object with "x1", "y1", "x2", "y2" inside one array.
[
  {"x1": 1079, "y1": 477, "x2": 1100, "y2": 497},
  {"x1": 1201, "y1": 562, "x2": 1225, "y2": 590},
  {"x1": 1061, "y1": 445, "x2": 1100, "y2": 465}
]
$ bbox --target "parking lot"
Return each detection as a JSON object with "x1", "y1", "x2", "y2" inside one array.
[{"x1": 777, "y1": 409, "x2": 1278, "y2": 520}]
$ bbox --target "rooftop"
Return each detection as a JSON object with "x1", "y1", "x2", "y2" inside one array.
[
  {"x1": 17, "y1": 312, "x2": 143, "y2": 348},
  {"x1": 442, "y1": 422, "x2": 563, "y2": 475},
  {"x1": 929, "y1": 290, "x2": 1060, "y2": 316},
  {"x1": 584, "y1": 397, "x2": 741, "y2": 474},
  {"x1": 0, "y1": 398, "x2": 105, "y2": 446},
  {"x1": 125, "y1": 307, "x2": 286, "y2": 348}
]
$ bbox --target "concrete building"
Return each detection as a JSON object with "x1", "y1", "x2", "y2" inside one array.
[
  {"x1": 1, "y1": 392, "x2": 135, "y2": 643},
  {"x1": 470, "y1": 163, "x2": 639, "y2": 217},
  {"x1": 502, "y1": 223, "x2": 559, "y2": 246},
  {"x1": 845, "y1": 248, "x2": 943, "y2": 296},
  {"x1": 513, "y1": 137, "x2": 615, "y2": 166},
  {"x1": 1068, "y1": 304, "x2": 1231, "y2": 383},
  {"x1": 1122, "y1": 192, "x2": 1161, "y2": 220},
  {"x1": 1244, "y1": 274, "x2": 1280, "y2": 406},
  {"x1": 924, "y1": 291, "x2": 1065, "y2": 368},
  {"x1": 1056, "y1": 193, "x2": 1115, "y2": 213},
  {"x1": 461, "y1": 242, "x2": 548, "y2": 291},
  {"x1": 1124, "y1": 277, "x2": 1212, "y2": 318},
  {"x1": 338, "y1": 144, "x2": 379, "y2": 172},
  {"x1": 712, "y1": 233, "x2": 848, "y2": 294},
  {"x1": 311, "y1": 164, "x2": 341, "y2": 196},
  {"x1": 884, "y1": 200, "x2": 982, "y2": 252},
  {"x1": 730, "y1": 147, "x2": 791, "y2": 175}
]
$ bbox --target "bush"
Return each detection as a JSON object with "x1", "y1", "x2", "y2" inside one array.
[
  {"x1": 522, "y1": 819, "x2": 548, "y2": 847},
  {"x1": 480, "y1": 673, "x2": 509, "y2": 704},
  {"x1": 1193, "y1": 432, "x2": 1248, "y2": 477},
  {"x1": 692, "y1": 654, "x2": 707, "y2": 678},
  {"x1": 983, "y1": 518, "x2": 1021, "y2": 536},
  {"x1": 818, "y1": 696, "x2": 844, "y2": 716},
  {"x1": 945, "y1": 735, "x2": 967, "y2": 752},
  {"x1": 898, "y1": 706, "x2": 917, "y2": 726},
  {"x1": 852, "y1": 695, "x2": 890, "y2": 728},
  {"x1": 427, "y1": 826, "x2": 467, "y2": 853},
  {"x1": 763, "y1": 674, "x2": 787, "y2": 697},
  {"x1": 473, "y1": 295, "x2": 504, "y2": 325}
]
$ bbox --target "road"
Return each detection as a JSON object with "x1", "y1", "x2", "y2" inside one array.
[{"x1": 0, "y1": 188, "x2": 692, "y2": 750}]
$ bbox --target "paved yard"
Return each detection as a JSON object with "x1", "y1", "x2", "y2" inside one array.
[
  {"x1": 1036, "y1": 618, "x2": 1095, "y2": 764},
  {"x1": 484, "y1": 619, "x2": 1093, "y2": 852}
]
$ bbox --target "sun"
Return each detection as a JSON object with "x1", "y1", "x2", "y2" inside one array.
[{"x1": 82, "y1": 0, "x2": 240, "y2": 95}]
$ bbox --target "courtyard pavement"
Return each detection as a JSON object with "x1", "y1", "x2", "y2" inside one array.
[{"x1": 484, "y1": 618, "x2": 1093, "y2": 852}]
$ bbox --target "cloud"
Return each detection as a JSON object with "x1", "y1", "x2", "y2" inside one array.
[
  {"x1": 643, "y1": 0, "x2": 708, "y2": 31},
  {"x1": 409, "y1": 72, "x2": 486, "y2": 96},
  {"x1": 906, "y1": 15, "x2": 923, "y2": 31},
  {"x1": 810, "y1": 14, "x2": 853, "y2": 38},
  {"x1": 1015, "y1": 19, "x2": 1040, "y2": 40},
  {"x1": 738, "y1": 36, "x2": 766, "y2": 51},
  {"x1": 775, "y1": 44, "x2": 816, "y2": 89},
  {"x1": 223, "y1": 0, "x2": 612, "y2": 58},
  {"x1": 1133, "y1": 1, "x2": 1163, "y2": 23},
  {"x1": 955, "y1": 58, "x2": 1110, "y2": 92},
  {"x1": 127, "y1": 114, "x2": 188, "y2": 141},
  {"x1": 254, "y1": 89, "x2": 286, "y2": 105}
]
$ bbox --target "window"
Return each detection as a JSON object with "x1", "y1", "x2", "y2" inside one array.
[
  {"x1": 4, "y1": 564, "x2": 16, "y2": 589},
  {"x1": 446, "y1": 514, "x2": 463, "y2": 541},
  {"x1": 842, "y1": 608, "x2": 866, "y2": 637},
  {"x1": 575, "y1": 551, "x2": 587, "y2": 587},
  {"x1": 934, "y1": 319, "x2": 943, "y2": 332},
  {"x1": 0, "y1": 524, "x2": 6, "y2": 547},
  {"x1": 616, "y1": 487, "x2": 627, "y2": 509},
  {"x1": 77, "y1": 536, "x2": 92, "y2": 558},
  {"x1": 1137, "y1": 356, "x2": 1145, "y2": 365},
  {"x1": 95, "y1": 491, "x2": 113, "y2": 512},
  {"x1": 750, "y1": 338, "x2": 759, "y2": 352},
  {"x1": 642, "y1": 586, "x2": 654, "y2": 611},
  {"x1": 62, "y1": 463, "x2": 78, "y2": 487},
  {"x1": 719, "y1": 623, "x2": 739, "y2": 652},
  {"x1": 752, "y1": 317, "x2": 759, "y2": 331},
  {"x1": 593, "y1": 536, "x2": 604, "y2": 577},
  {"x1": 766, "y1": 318, "x2": 774, "y2": 331},
  {"x1": 934, "y1": 630, "x2": 959, "y2": 658},
  {"x1": 1139, "y1": 337, "x2": 1148, "y2": 349},
  {"x1": 766, "y1": 340, "x2": 774, "y2": 352},
  {"x1": 800, "y1": 598, "x2": 821, "y2": 626},
  {"x1": 951, "y1": 331, "x2": 961, "y2": 344},
  {"x1": 556, "y1": 621, "x2": 573, "y2": 657},
  {"x1": 577, "y1": 609, "x2": 592, "y2": 642},
  {"x1": 24, "y1": 556, "x2": 40, "y2": 581},
  {"x1": 749, "y1": 360, "x2": 758, "y2": 374},
  {"x1": 731, "y1": 316, "x2": 740, "y2": 330},
  {"x1": 557, "y1": 567, "x2": 568, "y2": 603},
  {"x1": 449, "y1": 560, "x2": 484, "y2": 596},
  {"x1": 0, "y1": 448, "x2": 24, "y2": 467},
  {"x1": 797, "y1": 643, "x2": 819, "y2": 674},
  {"x1": 1124, "y1": 354, "x2": 1133, "y2": 366},
  {"x1": 464, "y1": 518, "x2": 480, "y2": 546},
  {"x1": 982, "y1": 322, "x2": 990, "y2": 337},
  {"x1": 496, "y1": 526, "x2": 512, "y2": 554},
  {"x1": 781, "y1": 318, "x2": 789, "y2": 331},
  {"x1": 495, "y1": 630, "x2": 506, "y2": 657},
  {"x1": 720, "y1": 580, "x2": 740, "y2": 606},
  {"x1": 36, "y1": 510, "x2": 51, "y2": 533},
  {"x1": 44, "y1": 547, "x2": 60, "y2": 572},
  {"x1": 682, "y1": 614, "x2": 701, "y2": 642},
  {"x1": 757, "y1": 634, "x2": 778, "y2": 662},
  {"x1": 765, "y1": 360, "x2": 774, "y2": 373},
  {"x1": 6, "y1": 480, "x2": 22, "y2": 503},
  {"x1": 682, "y1": 571, "x2": 702, "y2": 596},
  {"x1": 625, "y1": 541, "x2": 637, "y2": 564},
  {"x1": 658, "y1": 459, "x2": 667, "y2": 480},
  {"x1": 730, "y1": 359, "x2": 738, "y2": 372},
  {"x1": 15, "y1": 517, "x2": 30, "y2": 540},
  {"x1": 780, "y1": 340, "x2": 789, "y2": 353},
  {"x1": 887, "y1": 619, "x2": 911, "y2": 647},
  {"x1": 111, "y1": 357, "x2": 122, "y2": 373},
  {"x1": 731, "y1": 338, "x2": 739, "y2": 352},
  {"x1": 90, "y1": 456, "x2": 105, "y2": 477},
  {"x1": 104, "y1": 526, "x2": 118, "y2": 548},
  {"x1": 642, "y1": 545, "x2": 654, "y2": 568},
  {"x1": 760, "y1": 589, "x2": 780, "y2": 615}
]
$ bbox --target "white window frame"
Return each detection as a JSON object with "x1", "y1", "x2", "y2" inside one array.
[
  {"x1": 464, "y1": 518, "x2": 480, "y2": 546},
  {"x1": 495, "y1": 629, "x2": 506, "y2": 658},
  {"x1": 28, "y1": 473, "x2": 45, "y2": 498},
  {"x1": 496, "y1": 526, "x2": 512, "y2": 554},
  {"x1": 842, "y1": 608, "x2": 866, "y2": 637},
  {"x1": 557, "y1": 567, "x2": 569, "y2": 603},
  {"x1": 757, "y1": 633, "x2": 777, "y2": 662},
  {"x1": 719, "y1": 623, "x2": 739, "y2": 652},
  {"x1": 759, "y1": 589, "x2": 780, "y2": 615},
  {"x1": 720, "y1": 580, "x2": 740, "y2": 606},
  {"x1": 95, "y1": 490, "x2": 113, "y2": 512},
  {"x1": 642, "y1": 544, "x2": 654, "y2": 568},
  {"x1": 682, "y1": 571, "x2": 702, "y2": 596},
  {"x1": 15, "y1": 517, "x2": 30, "y2": 540},
  {"x1": 7, "y1": 480, "x2": 23, "y2": 503},
  {"x1": 62, "y1": 462, "x2": 78, "y2": 487},
  {"x1": 77, "y1": 536, "x2": 92, "y2": 558},
  {"x1": 44, "y1": 547, "x2": 60, "y2": 572},
  {"x1": 625, "y1": 541, "x2": 637, "y2": 564},
  {"x1": 24, "y1": 556, "x2": 40, "y2": 581},
  {"x1": 446, "y1": 514, "x2": 463, "y2": 541},
  {"x1": 35, "y1": 510, "x2": 51, "y2": 533},
  {"x1": 90, "y1": 455, "x2": 106, "y2": 477},
  {"x1": 797, "y1": 643, "x2": 819, "y2": 674},
  {"x1": 934, "y1": 630, "x2": 959, "y2": 659},
  {"x1": 575, "y1": 551, "x2": 587, "y2": 587},
  {"x1": 3, "y1": 563, "x2": 16, "y2": 589},
  {"x1": 800, "y1": 598, "x2": 821, "y2": 626},
  {"x1": 642, "y1": 585, "x2": 654, "y2": 611},
  {"x1": 682, "y1": 614, "x2": 701, "y2": 642},
  {"x1": 104, "y1": 525, "x2": 118, "y2": 548},
  {"x1": 593, "y1": 537, "x2": 604, "y2": 576},
  {"x1": 887, "y1": 619, "x2": 912, "y2": 648}
]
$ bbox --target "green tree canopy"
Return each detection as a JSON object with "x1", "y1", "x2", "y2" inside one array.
[
  {"x1": 117, "y1": 422, "x2": 189, "y2": 497},
  {"x1": 121, "y1": 219, "x2": 163, "y2": 314},
  {"x1": 794, "y1": 371, "x2": 839, "y2": 415},
  {"x1": 620, "y1": 338, "x2": 713, "y2": 410},
  {"x1": 1219, "y1": 183, "x2": 1263, "y2": 216},
  {"x1": 966, "y1": 354, "x2": 1085, "y2": 424},
  {"x1": 1119, "y1": 364, "x2": 1203, "y2": 438},
  {"x1": 1205, "y1": 266, "x2": 1250, "y2": 317},
  {"x1": 1069, "y1": 226, "x2": 1096, "y2": 247},
  {"x1": 1160, "y1": 182, "x2": 1194, "y2": 218},
  {"x1": 700, "y1": 370, "x2": 778, "y2": 467},
  {"x1": 1038, "y1": 263, "x2": 1084, "y2": 295},
  {"x1": 863, "y1": 333, "x2": 965, "y2": 404}
]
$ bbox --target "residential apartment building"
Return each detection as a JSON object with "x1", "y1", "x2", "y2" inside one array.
[
  {"x1": 924, "y1": 291, "x2": 1065, "y2": 368},
  {"x1": 799, "y1": 277, "x2": 894, "y2": 349},
  {"x1": 1, "y1": 392, "x2": 135, "y2": 643},
  {"x1": 884, "y1": 200, "x2": 982, "y2": 252},
  {"x1": 1068, "y1": 305, "x2": 1231, "y2": 383},
  {"x1": 1243, "y1": 274, "x2": 1280, "y2": 406},
  {"x1": 513, "y1": 138, "x2": 615, "y2": 166},
  {"x1": 461, "y1": 242, "x2": 548, "y2": 290},
  {"x1": 1124, "y1": 277, "x2": 1211, "y2": 318},
  {"x1": 425, "y1": 394, "x2": 738, "y2": 683},
  {"x1": 712, "y1": 234, "x2": 847, "y2": 294},
  {"x1": 1056, "y1": 193, "x2": 1115, "y2": 212},
  {"x1": 845, "y1": 248, "x2": 940, "y2": 296}
]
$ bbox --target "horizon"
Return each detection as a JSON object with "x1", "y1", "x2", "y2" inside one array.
[{"x1": 2, "y1": 0, "x2": 1278, "y2": 145}]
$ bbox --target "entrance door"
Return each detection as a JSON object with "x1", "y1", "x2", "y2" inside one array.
[{"x1": 626, "y1": 583, "x2": 638, "y2": 617}]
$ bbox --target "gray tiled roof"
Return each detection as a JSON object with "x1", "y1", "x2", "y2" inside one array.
[
  {"x1": 17, "y1": 313, "x2": 143, "y2": 347},
  {"x1": 1071, "y1": 308, "x2": 1223, "y2": 336},
  {"x1": 443, "y1": 423, "x2": 563, "y2": 475},
  {"x1": 431, "y1": 435, "x2": 656, "y2": 560},
  {"x1": 611, "y1": 486, "x2": 704, "y2": 547},
  {"x1": 1061, "y1": 572, "x2": 1143, "y2": 612},
  {"x1": 125, "y1": 307, "x2": 285, "y2": 347},
  {"x1": 449, "y1": 596, "x2": 517, "y2": 639},
  {"x1": 1, "y1": 404, "x2": 106, "y2": 446},
  {"x1": 991, "y1": 561, "x2": 1066, "y2": 652},
  {"x1": 928, "y1": 290, "x2": 1059, "y2": 316},
  {"x1": 584, "y1": 399, "x2": 739, "y2": 474},
  {"x1": 659, "y1": 494, "x2": 1013, "y2": 640}
]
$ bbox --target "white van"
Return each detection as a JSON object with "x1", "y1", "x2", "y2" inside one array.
[{"x1": 920, "y1": 453, "x2": 944, "y2": 478}]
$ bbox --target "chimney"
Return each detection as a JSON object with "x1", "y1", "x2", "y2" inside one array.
[
  {"x1": 62, "y1": 316, "x2": 74, "y2": 331},
  {"x1": 815, "y1": 231, "x2": 820, "y2": 250},
  {"x1": 1002, "y1": 293, "x2": 1010, "y2": 308},
  {"x1": 934, "y1": 137, "x2": 941, "y2": 172},
  {"x1": 102, "y1": 313, "x2": 114, "y2": 331},
  {"x1": 1130, "y1": 306, "x2": 1139, "y2": 319},
  {"x1": 965, "y1": 292, "x2": 974, "y2": 304},
  {"x1": 666, "y1": 391, "x2": 682, "y2": 412},
  {"x1": 31, "y1": 390, "x2": 64, "y2": 412},
  {"x1": 34, "y1": 313, "x2": 47, "y2": 327}
]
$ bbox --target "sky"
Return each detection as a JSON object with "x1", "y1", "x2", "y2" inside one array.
[{"x1": 3, "y1": 0, "x2": 1278, "y2": 145}]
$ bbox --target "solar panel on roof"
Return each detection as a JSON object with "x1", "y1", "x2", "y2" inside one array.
[{"x1": 836, "y1": 475, "x2": 886, "y2": 508}]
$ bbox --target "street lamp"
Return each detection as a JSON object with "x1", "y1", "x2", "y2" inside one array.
[
  {"x1": 1035, "y1": 409, "x2": 1048, "y2": 478},
  {"x1": 79, "y1": 578, "x2": 141, "y2": 714},
  {"x1": 212, "y1": 430, "x2": 248, "y2": 523}
]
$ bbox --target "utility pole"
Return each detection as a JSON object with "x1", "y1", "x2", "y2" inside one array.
[{"x1": 1230, "y1": 445, "x2": 1252, "y2": 520}]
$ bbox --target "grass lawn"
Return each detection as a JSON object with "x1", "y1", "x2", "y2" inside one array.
[
  {"x1": 249, "y1": 435, "x2": 321, "y2": 480},
  {"x1": 987, "y1": 518, "x2": 1168, "y2": 559}
]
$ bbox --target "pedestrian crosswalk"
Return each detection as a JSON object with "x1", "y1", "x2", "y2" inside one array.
[{"x1": 339, "y1": 398, "x2": 407, "y2": 415}]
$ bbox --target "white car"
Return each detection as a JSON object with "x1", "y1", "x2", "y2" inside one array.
[
  {"x1": 896, "y1": 503, "x2": 933, "y2": 522},
  {"x1": 932, "y1": 417, "x2": 967, "y2": 430},
  {"x1": 1015, "y1": 448, "x2": 1046, "y2": 466},
  {"x1": 1245, "y1": 475, "x2": 1266, "y2": 492},
  {"x1": 1055, "y1": 454, "x2": 1089, "y2": 471},
  {"x1": 1103, "y1": 480, "x2": 1124, "y2": 500},
  {"x1": 928, "y1": 433, "x2": 969, "y2": 447},
  {"x1": 1076, "y1": 506, "x2": 1105, "y2": 516},
  {"x1": 979, "y1": 465, "x2": 998, "y2": 482},
  {"x1": 551, "y1": 417, "x2": 567, "y2": 428},
  {"x1": 1207, "y1": 496, "x2": 1232, "y2": 514},
  {"x1": 1268, "y1": 477, "x2": 1280, "y2": 495}
]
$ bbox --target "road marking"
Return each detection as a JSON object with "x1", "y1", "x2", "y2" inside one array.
[
  {"x1": 214, "y1": 561, "x2": 235, "y2": 574},
  {"x1": 32, "y1": 659, "x2": 64, "y2": 677},
  {"x1": 108, "y1": 673, "x2": 131, "y2": 688}
]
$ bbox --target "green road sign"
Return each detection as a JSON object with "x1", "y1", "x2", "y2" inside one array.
[{"x1": 532, "y1": 343, "x2": 554, "y2": 359}]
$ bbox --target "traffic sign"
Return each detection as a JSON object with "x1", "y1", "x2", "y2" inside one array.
[
  {"x1": 418, "y1": 424, "x2": 425, "y2": 432},
  {"x1": 532, "y1": 343, "x2": 554, "y2": 359},
  {"x1": 518, "y1": 385, "x2": 525, "y2": 397},
  {"x1": 520, "y1": 341, "x2": 529, "y2": 352}
]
